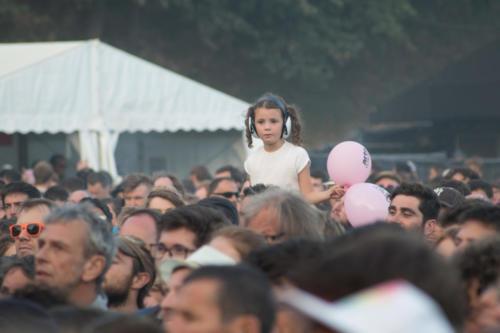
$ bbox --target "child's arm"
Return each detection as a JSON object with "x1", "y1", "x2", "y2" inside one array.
[{"x1": 298, "y1": 164, "x2": 344, "y2": 204}]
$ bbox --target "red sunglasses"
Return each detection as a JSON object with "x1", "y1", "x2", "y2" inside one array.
[{"x1": 9, "y1": 222, "x2": 44, "y2": 239}]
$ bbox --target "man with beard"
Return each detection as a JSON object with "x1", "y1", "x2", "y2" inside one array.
[
  {"x1": 387, "y1": 182, "x2": 440, "y2": 240},
  {"x1": 103, "y1": 235, "x2": 156, "y2": 314},
  {"x1": 35, "y1": 204, "x2": 116, "y2": 308}
]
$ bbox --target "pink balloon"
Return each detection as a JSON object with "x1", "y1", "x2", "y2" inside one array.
[
  {"x1": 327, "y1": 141, "x2": 371, "y2": 186},
  {"x1": 344, "y1": 183, "x2": 391, "y2": 227}
]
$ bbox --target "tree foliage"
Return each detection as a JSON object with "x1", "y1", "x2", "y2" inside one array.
[
  {"x1": 2, "y1": 0, "x2": 500, "y2": 145},
  {"x1": 2, "y1": 0, "x2": 499, "y2": 83},
  {"x1": 141, "y1": 0, "x2": 417, "y2": 81}
]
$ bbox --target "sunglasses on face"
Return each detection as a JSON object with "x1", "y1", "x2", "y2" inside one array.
[
  {"x1": 213, "y1": 192, "x2": 240, "y2": 199},
  {"x1": 9, "y1": 222, "x2": 44, "y2": 239}
]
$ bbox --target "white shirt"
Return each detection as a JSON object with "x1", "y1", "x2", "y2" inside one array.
[{"x1": 244, "y1": 141, "x2": 310, "y2": 192}]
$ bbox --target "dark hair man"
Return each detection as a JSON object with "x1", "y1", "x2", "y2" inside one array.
[
  {"x1": 387, "y1": 182, "x2": 440, "y2": 240},
  {"x1": 2, "y1": 182, "x2": 41, "y2": 220},
  {"x1": 122, "y1": 174, "x2": 153, "y2": 208},
  {"x1": 167, "y1": 265, "x2": 276, "y2": 333},
  {"x1": 87, "y1": 171, "x2": 112, "y2": 200},
  {"x1": 208, "y1": 177, "x2": 240, "y2": 206},
  {"x1": 189, "y1": 165, "x2": 212, "y2": 188},
  {"x1": 310, "y1": 169, "x2": 328, "y2": 192},
  {"x1": 49, "y1": 154, "x2": 67, "y2": 181},
  {"x1": 455, "y1": 206, "x2": 500, "y2": 248},
  {"x1": 153, "y1": 205, "x2": 230, "y2": 262},
  {"x1": 215, "y1": 165, "x2": 244, "y2": 189},
  {"x1": 445, "y1": 167, "x2": 480, "y2": 183},
  {"x1": 468, "y1": 179, "x2": 494, "y2": 200},
  {"x1": 35, "y1": 204, "x2": 116, "y2": 308},
  {"x1": 43, "y1": 185, "x2": 69, "y2": 205},
  {"x1": 102, "y1": 235, "x2": 156, "y2": 314}
]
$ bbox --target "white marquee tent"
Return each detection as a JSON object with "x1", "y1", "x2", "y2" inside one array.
[{"x1": 0, "y1": 40, "x2": 249, "y2": 179}]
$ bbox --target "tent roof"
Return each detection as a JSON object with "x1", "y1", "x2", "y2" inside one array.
[{"x1": 0, "y1": 40, "x2": 249, "y2": 134}]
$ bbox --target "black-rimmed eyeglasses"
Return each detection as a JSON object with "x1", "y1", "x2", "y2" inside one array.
[{"x1": 150, "y1": 243, "x2": 195, "y2": 259}]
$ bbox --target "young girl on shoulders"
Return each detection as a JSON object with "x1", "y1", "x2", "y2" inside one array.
[{"x1": 244, "y1": 94, "x2": 342, "y2": 204}]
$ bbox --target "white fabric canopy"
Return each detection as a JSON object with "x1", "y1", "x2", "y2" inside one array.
[{"x1": 0, "y1": 40, "x2": 249, "y2": 178}]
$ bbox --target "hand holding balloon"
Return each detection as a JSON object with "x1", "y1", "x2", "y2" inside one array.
[{"x1": 327, "y1": 184, "x2": 345, "y2": 200}]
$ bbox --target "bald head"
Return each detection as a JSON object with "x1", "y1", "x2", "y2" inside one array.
[{"x1": 119, "y1": 213, "x2": 158, "y2": 247}]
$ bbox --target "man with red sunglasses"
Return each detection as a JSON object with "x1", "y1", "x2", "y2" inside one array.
[{"x1": 11, "y1": 199, "x2": 54, "y2": 258}]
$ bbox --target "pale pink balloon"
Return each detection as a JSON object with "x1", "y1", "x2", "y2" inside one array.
[
  {"x1": 327, "y1": 141, "x2": 371, "y2": 186},
  {"x1": 344, "y1": 183, "x2": 391, "y2": 227}
]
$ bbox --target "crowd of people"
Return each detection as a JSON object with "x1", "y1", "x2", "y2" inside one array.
[{"x1": 0, "y1": 94, "x2": 499, "y2": 333}]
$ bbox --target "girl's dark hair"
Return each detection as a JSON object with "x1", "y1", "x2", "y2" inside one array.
[{"x1": 245, "y1": 94, "x2": 302, "y2": 148}]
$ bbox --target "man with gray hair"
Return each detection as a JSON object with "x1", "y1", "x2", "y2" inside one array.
[
  {"x1": 35, "y1": 204, "x2": 116, "y2": 308},
  {"x1": 241, "y1": 188, "x2": 324, "y2": 243}
]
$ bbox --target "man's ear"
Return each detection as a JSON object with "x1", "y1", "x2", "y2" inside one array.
[
  {"x1": 131, "y1": 272, "x2": 151, "y2": 290},
  {"x1": 228, "y1": 315, "x2": 261, "y2": 333},
  {"x1": 82, "y1": 255, "x2": 106, "y2": 282},
  {"x1": 423, "y1": 219, "x2": 437, "y2": 237}
]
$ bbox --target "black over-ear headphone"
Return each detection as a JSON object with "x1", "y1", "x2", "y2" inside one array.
[{"x1": 250, "y1": 96, "x2": 291, "y2": 139}]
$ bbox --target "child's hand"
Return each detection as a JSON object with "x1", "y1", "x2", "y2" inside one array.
[{"x1": 327, "y1": 184, "x2": 345, "y2": 200}]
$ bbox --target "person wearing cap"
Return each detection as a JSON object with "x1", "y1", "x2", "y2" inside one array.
[
  {"x1": 434, "y1": 187, "x2": 465, "y2": 217},
  {"x1": 424, "y1": 186, "x2": 466, "y2": 243},
  {"x1": 158, "y1": 245, "x2": 236, "y2": 326},
  {"x1": 387, "y1": 182, "x2": 440, "y2": 241}
]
